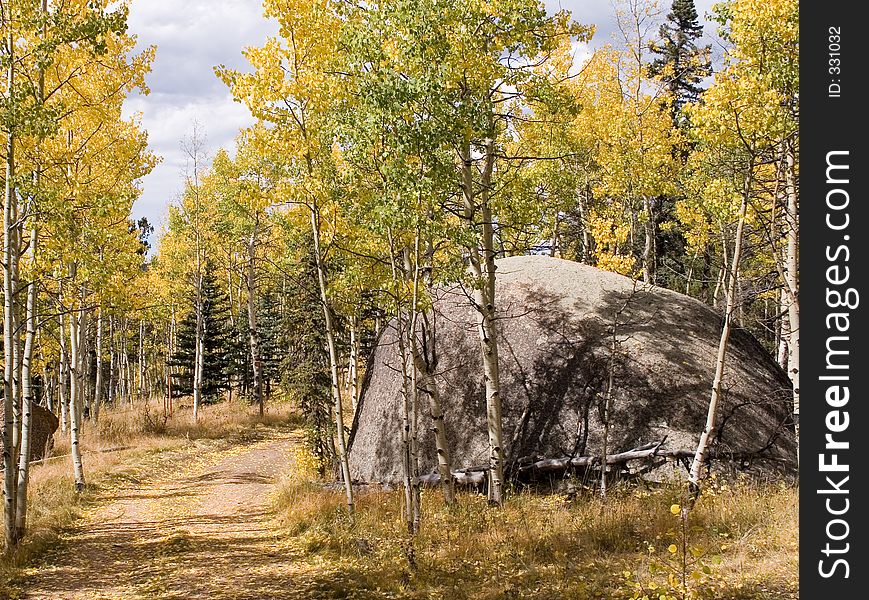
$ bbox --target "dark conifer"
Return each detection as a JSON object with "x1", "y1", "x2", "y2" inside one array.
[
  {"x1": 169, "y1": 262, "x2": 233, "y2": 403},
  {"x1": 648, "y1": 0, "x2": 712, "y2": 122}
]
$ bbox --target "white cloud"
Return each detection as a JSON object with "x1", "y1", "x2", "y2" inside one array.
[
  {"x1": 121, "y1": 0, "x2": 277, "y2": 238},
  {"x1": 124, "y1": 0, "x2": 721, "y2": 243}
]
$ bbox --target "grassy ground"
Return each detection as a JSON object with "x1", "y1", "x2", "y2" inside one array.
[
  {"x1": 2, "y1": 400, "x2": 798, "y2": 599},
  {"x1": 272, "y1": 462, "x2": 798, "y2": 599}
]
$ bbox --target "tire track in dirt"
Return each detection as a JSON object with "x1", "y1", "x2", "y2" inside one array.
[{"x1": 23, "y1": 429, "x2": 303, "y2": 600}]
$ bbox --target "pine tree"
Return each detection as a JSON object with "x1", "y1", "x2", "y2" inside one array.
[
  {"x1": 281, "y1": 253, "x2": 335, "y2": 476},
  {"x1": 258, "y1": 289, "x2": 285, "y2": 399},
  {"x1": 169, "y1": 263, "x2": 232, "y2": 403},
  {"x1": 649, "y1": 0, "x2": 712, "y2": 121}
]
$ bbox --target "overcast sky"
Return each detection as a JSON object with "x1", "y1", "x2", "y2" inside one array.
[{"x1": 123, "y1": 0, "x2": 718, "y2": 242}]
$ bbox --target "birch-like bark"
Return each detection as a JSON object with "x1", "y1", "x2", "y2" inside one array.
[
  {"x1": 138, "y1": 319, "x2": 145, "y2": 400},
  {"x1": 777, "y1": 287, "x2": 789, "y2": 369},
  {"x1": 75, "y1": 305, "x2": 86, "y2": 426},
  {"x1": 689, "y1": 179, "x2": 749, "y2": 491},
  {"x1": 407, "y1": 244, "x2": 422, "y2": 532},
  {"x1": 15, "y1": 225, "x2": 38, "y2": 536},
  {"x1": 58, "y1": 314, "x2": 69, "y2": 433},
  {"x1": 310, "y1": 205, "x2": 353, "y2": 513},
  {"x1": 246, "y1": 231, "x2": 264, "y2": 416},
  {"x1": 392, "y1": 239, "x2": 422, "y2": 533},
  {"x1": 193, "y1": 270, "x2": 204, "y2": 420},
  {"x1": 410, "y1": 310, "x2": 455, "y2": 505},
  {"x1": 460, "y1": 137, "x2": 505, "y2": 504},
  {"x1": 107, "y1": 316, "x2": 115, "y2": 409},
  {"x1": 14, "y1": 18, "x2": 44, "y2": 525},
  {"x1": 600, "y1": 314, "x2": 618, "y2": 500},
  {"x1": 783, "y1": 141, "x2": 800, "y2": 463},
  {"x1": 93, "y1": 307, "x2": 103, "y2": 422},
  {"x1": 2, "y1": 20, "x2": 17, "y2": 548},
  {"x1": 642, "y1": 197, "x2": 656, "y2": 284},
  {"x1": 348, "y1": 315, "x2": 360, "y2": 412},
  {"x1": 67, "y1": 276, "x2": 86, "y2": 490}
]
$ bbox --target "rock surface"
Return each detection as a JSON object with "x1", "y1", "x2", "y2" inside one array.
[
  {"x1": 1, "y1": 403, "x2": 60, "y2": 461},
  {"x1": 348, "y1": 256, "x2": 796, "y2": 484}
]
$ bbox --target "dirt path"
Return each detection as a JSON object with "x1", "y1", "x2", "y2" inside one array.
[{"x1": 23, "y1": 430, "x2": 303, "y2": 600}]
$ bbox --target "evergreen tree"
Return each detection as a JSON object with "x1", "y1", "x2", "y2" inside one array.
[
  {"x1": 226, "y1": 317, "x2": 252, "y2": 398},
  {"x1": 169, "y1": 263, "x2": 233, "y2": 403},
  {"x1": 258, "y1": 289, "x2": 286, "y2": 399},
  {"x1": 281, "y1": 251, "x2": 335, "y2": 475},
  {"x1": 649, "y1": 0, "x2": 712, "y2": 121}
]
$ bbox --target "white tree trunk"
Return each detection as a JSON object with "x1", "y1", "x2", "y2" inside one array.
[
  {"x1": 246, "y1": 232, "x2": 264, "y2": 416},
  {"x1": 411, "y1": 324, "x2": 455, "y2": 506},
  {"x1": 642, "y1": 197, "x2": 655, "y2": 284},
  {"x1": 59, "y1": 319, "x2": 70, "y2": 434},
  {"x1": 67, "y1": 281, "x2": 86, "y2": 491},
  {"x1": 777, "y1": 287, "x2": 789, "y2": 369},
  {"x1": 138, "y1": 319, "x2": 145, "y2": 400},
  {"x1": 93, "y1": 307, "x2": 103, "y2": 422},
  {"x1": 689, "y1": 183, "x2": 749, "y2": 490},
  {"x1": 107, "y1": 316, "x2": 116, "y2": 409},
  {"x1": 348, "y1": 315, "x2": 360, "y2": 412},
  {"x1": 2, "y1": 29, "x2": 18, "y2": 546},
  {"x1": 15, "y1": 225, "x2": 38, "y2": 536},
  {"x1": 310, "y1": 206, "x2": 354, "y2": 514},
  {"x1": 461, "y1": 139, "x2": 505, "y2": 505},
  {"x1": 783, "y1": 141, "x2": 800, "y2": 463},
  {"x1": 193, "y1": 271, "x2": 205, "y2": 420}
]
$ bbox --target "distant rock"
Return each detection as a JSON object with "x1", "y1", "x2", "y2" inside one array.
[
  {"x1": 1, "y1": 403, "x2": 60, "y2": 461},
  {"x1": 349, "y1": 256, "x2": 796, "y2": 484}
]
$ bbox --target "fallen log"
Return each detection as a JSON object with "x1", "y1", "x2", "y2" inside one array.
[
  {"x1": 415, "y1": 439, "x2": 787, "y2": 487},
  {"x1": 517, "y1": 439, "x2": 666, "y2": 476}
]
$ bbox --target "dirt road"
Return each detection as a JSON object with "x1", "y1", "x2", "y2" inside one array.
[{"x1": 23, "y1": 431, "x2": 302, "y2": 600}]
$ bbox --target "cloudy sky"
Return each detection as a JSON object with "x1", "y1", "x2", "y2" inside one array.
[{"x1": 123, "y1": 0, "x2": 718, "y2": 240}]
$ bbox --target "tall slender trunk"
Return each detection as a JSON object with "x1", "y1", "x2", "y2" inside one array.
[
  {"x1": 642, "y1": 197, "x2": 656, "y2": 284},
  {"x1": 107, "y1": 316, "x2": 115, "y2": 409},
  {"x1": 391, "y1": 237, "x2": 422, "y2": 534},
  {"x1": 2, "y1": 20, "x2": 18, "y2": 550},
  {"x1": 15, "y1": 27, "x2": 43, "y2": 521},
  {"x1": 246, "y1": 232, "x2": 263, "y2": 416},
  {"x1": 15, "y1": 225, "x2": 38, "y2": 537},
  {"x1": 461, "y1": 137, "x2": 505, "y2": 505},
  {"x1": 777, "y1": 287, "x2": 789, "y2": 369},
  {"x1": 124, "y1": 333, "x2": 133, "y2": 408},
  {"x1": 93, "y1": 307, "x2": 103, "y2": 422},
  {"x1": 347, "y1": 315, "x2": 360, "y2": 412},
  {"x1": 689, "y1": 177, "x2": 750, "y2": 491},
  {"x1": 138, "y1": 319, "x2": 145, "y2": 400},
  {"x1": 310, "y1": 205, "x2": 353, "y2": 514},
  {"x1": 600, "y1": 312, "x2": 618, "y2": 500},
  {"x1": 397, "y1": 310, "x2": 415, "y2": 533},
  {"x1": 193, "y1": 269, "x2": 204, "y2": 420},
  {"x1": 59, "y1": 312, "x2": 70, "y2": 433},
  {"x1": 783, "y1": 141, "x2": 800, "y2": 464},
  {"x1": 67, "y1": 276, "x2": 86, "y2": 490},
  {"x1": 408, "y1": 242, "x2": 422, "y2": 531},
  {"x1": 75, "y1": 305, "x2": 86, "y2": 426}
]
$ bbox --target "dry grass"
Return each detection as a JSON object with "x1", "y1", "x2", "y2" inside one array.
[
  {"x1": 1, "y1": 400, "x2": 797, "y2": 599},
  {"x1": 0, "y1": 396, "x2": 298, "y2": 598},
  {"x1": 271, "y1": 470, "x2": 798, "y2": 599}
]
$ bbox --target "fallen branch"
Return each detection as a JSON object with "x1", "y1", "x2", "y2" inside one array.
[{"x1": 26, "y1": 446, "x2": 132, "y2": 466}]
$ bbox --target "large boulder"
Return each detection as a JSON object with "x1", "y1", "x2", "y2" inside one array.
[
  {"x1": 1, "y1": 403, "x2": 60, "y2": 461},
  {"x1": 349, "y1": 256, "x2": 796, "y2": 484}
]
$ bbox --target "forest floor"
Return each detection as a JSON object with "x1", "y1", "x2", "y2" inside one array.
[
  {"x1": 19, "y1": 424, "x2": 303, "y2": 600},
  {"x1": 6, "y1": 401, "x2": 798, "y2": 600}
]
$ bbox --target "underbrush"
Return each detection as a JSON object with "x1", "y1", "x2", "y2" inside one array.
[
  {"x1": 272, "y1": 470, "x2": 798, "y2": 599},
  {"x1": 1, "y1": 395, "x2": 297, "y2": 598}
]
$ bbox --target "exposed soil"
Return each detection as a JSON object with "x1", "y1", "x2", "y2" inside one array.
[{"x1": 23, "y1": 430, "x2": 302, "y2": 600}]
